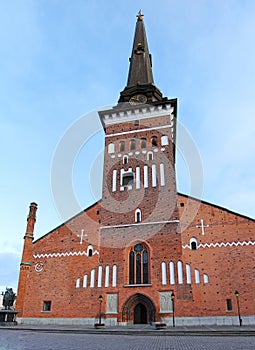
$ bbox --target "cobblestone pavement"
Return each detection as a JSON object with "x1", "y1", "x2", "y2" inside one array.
[{"x1": 0, "y1": 330, "x2": 255, "y2": 350}]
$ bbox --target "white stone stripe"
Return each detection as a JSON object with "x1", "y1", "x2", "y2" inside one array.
[
  {"x1": 102, "y1": 105, "x2": 174, "y2": 126},
  {"x1": 182, "y1": 240, "x2": 255, "y2": 249},
  {"x1": 105, "y1": 124, "x2": 174, "y2": 138},
  {"x1": 152, "y1": 164, "x2": 157, "y2": 187},
  {"x1": 112, "y1": 170, "x2": 117, "y2": 192},
  {"x1": 160, "y1": 163, "x2": 165, "y2": 186},
  {"x1": 144, "y1": 165, "x2": 148, "y2": 188},
  {"x1": 33, "y1": 250, "x2": 99, "y2": 259},
  {"x1": 100, "y1": 220, "x2": 180, "y2": 230}
]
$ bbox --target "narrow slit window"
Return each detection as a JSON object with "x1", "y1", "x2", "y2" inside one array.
[{"x1": 123, "y1": 155, "x2": 128, "y2": 164}]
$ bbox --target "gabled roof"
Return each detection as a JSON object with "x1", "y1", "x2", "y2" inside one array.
[
  {"x1": 33, "y1": 201, "x2": 101, "y2": 244},
  {"x1": 178, "y1": 192, "x2": 255, "y2": 222}
]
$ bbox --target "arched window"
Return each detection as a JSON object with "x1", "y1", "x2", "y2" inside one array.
[
  {"x1": 129, "y1": 243, "x2": 149, "y2": 284},
  {"x1": 151, "y1": 136, "x2": 157, "y2": 147},
  {"x1": 190, "y1": 238, "x2": 198, "y2": 250},
  {"x1": 123, "y1": 155, "x2": 128, "y2": 164},
  {"x1": 87, "y1": 245, "x2": 93, "y2": 257},
  {"x1": 108, "y1": 143, "x2": 115, "y2": 154},
  {"x1": 135, "y1": 208, "x2": 142, "y2": 222},
  {"x1": 147, "y1": 151, "x2": 153, "y2": 161},
  {"x1": 119, "y1": 141, "x2": 125, "y2": 152},
  {"x1": 130, "y1": 139, "x2": 136, "y2": 150},
  {"x1": 161, "y1": 135, "x2": 169, "y2": 146},
  {"x1": 177, "y1": 260, "x2": 183, "y2": 284},
  {"x1": 141, "y1": 138, "x2": 146, "y2": 148}
]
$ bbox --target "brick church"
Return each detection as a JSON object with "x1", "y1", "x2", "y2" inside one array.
[{"x1": 16, "y1": 13, "x2": 255, "y2": 326}]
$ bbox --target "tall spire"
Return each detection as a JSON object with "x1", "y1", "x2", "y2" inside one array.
[
  {"x1": 127, "y1": 10, "x2": 154, "y2": 87},
  {"x1": 118, "y1": 11, "x2": 163, "y2": 104}
]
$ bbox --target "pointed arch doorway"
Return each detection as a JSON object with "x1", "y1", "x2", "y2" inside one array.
[
  {"x1": 122, "y1": 293, "x2": 156, "y2": 324},
  {"x1": 134, "y1": 303, "x2": 147, "y2": 324}
]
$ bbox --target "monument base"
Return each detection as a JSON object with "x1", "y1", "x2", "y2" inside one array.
[{"x1": 0, "y1": 310, "x2": 18, "y2": 326}]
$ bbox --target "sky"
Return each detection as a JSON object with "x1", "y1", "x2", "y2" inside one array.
[{"x1": 1, "y1": 0, "x2": 255, "y2": 294}]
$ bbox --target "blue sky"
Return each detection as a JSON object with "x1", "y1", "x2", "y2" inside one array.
[{"x1": 1, "y1": 0, "x2": 255, "y2": 293}]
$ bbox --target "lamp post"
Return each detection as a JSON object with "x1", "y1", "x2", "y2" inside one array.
[
  {"x1": 171, "y1": 292, "x2": 175, "y2": 327},
  {"x1": 234, "y1": 290, "x2": 242, "y2": 327},
  {"x1": 98, "y1": 295, "x2": 103, "y2": 325}
]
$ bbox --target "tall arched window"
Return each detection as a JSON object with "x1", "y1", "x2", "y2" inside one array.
[
  {"x1": 130, "y1": 139, "x2": 136, "y2": 150},
  {"x1": 135, "y1": 208, "x2": 142, "y2": 222},
  {"x1": 141, "y1": 138, "x2": 146, "y2": 148},
  {"x1": 151, "y1": 136, "x2": 157, "y2": 147},
  {"x1": 129, "y1": 243, "x2": 149, "y2": 284},
  {"x1": 119, "y1": 141, "x2": 125, "y2": 152},
  {"x1": 87, "y1": 245, "x2": 94, "y2": 257}
]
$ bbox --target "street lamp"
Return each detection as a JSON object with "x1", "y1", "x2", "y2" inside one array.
[
  {"x1": 171, "y1": 292, "x2": 175, "y2": 327},
  {"x1": 234, "y1": 290, "x2": 242, "y2": 327},
  {"x1": 98, "y1": 295, "x2": 103, "y2": 325}
]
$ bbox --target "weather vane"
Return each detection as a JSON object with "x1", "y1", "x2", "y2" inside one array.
[{"x1": 137, "y1": 9, "x2": 144, "y2": 21}]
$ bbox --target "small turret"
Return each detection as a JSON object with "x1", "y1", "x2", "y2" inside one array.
[
  {"x1": 21, "y1": 202, "x2": 37, "y2": 266},
  {"x1": 16, "y1": 202, "x2": 38, "y2": 315}
]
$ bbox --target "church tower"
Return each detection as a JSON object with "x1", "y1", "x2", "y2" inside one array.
[
  {"x1": 14, "y1": 12, "x2": 255, "y2": 327},
  {"x1": 98, "y1": 12, "x2": 183, "y2": 323}
]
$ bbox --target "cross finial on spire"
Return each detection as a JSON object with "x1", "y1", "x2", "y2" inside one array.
[{"x1": 137, "y1": 9, "x2": 144, "y2": 21}]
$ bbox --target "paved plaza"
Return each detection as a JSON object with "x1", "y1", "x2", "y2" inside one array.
[{"x1": 0, "y1": 329, "x2": 255, "y2": 350}]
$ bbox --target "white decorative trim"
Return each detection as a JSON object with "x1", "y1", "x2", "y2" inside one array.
[
  {"x1": 33, "y1": 250, "x2": 99, "y2": 259},
  {"x1": 102, "y1": 104, "x2": 174, "y2": 126},
  {"x1": 182, "y1": 240, "x2": 255, "y2": 249},
  {"x1": 100, "y1": 220, "x2": 180, "y2": 230},
  {"x1": 106, "y1": 124, "x2": 174, "y2": 139}
]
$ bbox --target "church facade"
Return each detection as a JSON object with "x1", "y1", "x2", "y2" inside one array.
[{"x1": 16, "y1": 13, "x2": 255, "y2": 326}]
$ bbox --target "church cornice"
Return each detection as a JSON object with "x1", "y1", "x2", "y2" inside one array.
[{"x1": 100, "y1": 101, "x2": 175, "y2": 127}]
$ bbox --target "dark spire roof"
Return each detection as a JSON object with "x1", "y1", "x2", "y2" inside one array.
[
  {"x1": 118, "y1": 12, "x2": 163, "y2": 104},
  {"x1": 127, "y1": 11, "x2": 154, "y2": 87}
]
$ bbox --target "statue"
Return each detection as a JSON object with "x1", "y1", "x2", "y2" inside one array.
[{"x1": 2, "y1": 288, "x2": 16, "y2": 310}]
